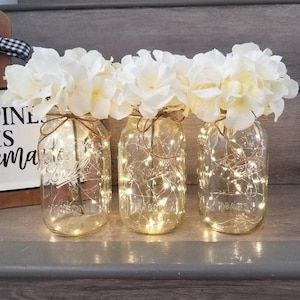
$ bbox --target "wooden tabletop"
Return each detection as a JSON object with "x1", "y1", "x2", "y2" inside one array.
[
  {"x1": 0, "y1": 185, "x2": 299, "y2": 243},
  {"x1": 0, "y1": 184, "x2": 298, "y2": 282}
]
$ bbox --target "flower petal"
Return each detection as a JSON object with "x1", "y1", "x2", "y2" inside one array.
[
  {"x1": 270, "y1": 98, "x2": 284, "y2": 121},
  {"x1": 192, "y1": 87, "x2": 222, "y2": 99},
  {"x1": 225, "y1": 102, "x2": 255, "y2": 131},
  {"x1": 192, "y1": 99, "x2": 220, "y2": 123},
  {"x1": 110, "y1": 101, "x2": 132, "y2": 120},
  {"x1": 283, "y1": 77, "x2": 299, "y2": 99},
  {"x1": 91, "y1": 98, "x2": 110, "y2": 119},
  {"x1": 232, "y1": 42, "x2": 260, "y2": 55}
]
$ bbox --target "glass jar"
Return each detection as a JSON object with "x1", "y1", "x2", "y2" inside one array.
[
  {"x1": 118, "y1": 111, "x2": 186, "y2": 234},
  {"x1": 198, "y1": 120, "x2": 268, "y2": 234},
  {"x1": 38, "y1": 111, "x2": 111, "y2": 237}
]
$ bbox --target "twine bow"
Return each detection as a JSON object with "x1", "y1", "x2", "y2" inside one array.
[
  {"x1": 133, "y1": 107, "x2": 186, "y2": 160},
  {"x1": 38, "y1": 113, "x2": 109, "y2": 162}
]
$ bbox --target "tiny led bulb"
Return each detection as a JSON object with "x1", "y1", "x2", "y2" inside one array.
[
  {"x1": 125, "y1": 188, "x2": 133, "y2": 195},
  {"x1": 163, "y1": 182, "x2": 170, "y2": 189},
  {"x1": 234, "y1": 171, "x2": 241, "y2": 178},
  {"x1": 54, "y1": 225, "x2": 62, "y2": 231},
  {"x1": 236, "y1": 148, "x2": 243, "y2": 155},
  {"x1": 236, "y1": 184, "x2": 242, "y2": 192},
  {"x1": 73, "y1": 229, "x2": 81, "y2": 236},
  {"x1": 176, "y1": 171, "x2": 182, "y2": 179},
  {"x1": 204, "y1": 216, "x2": 210, "y2": 223},
  {"x1": 200, "y1": 128, "x2": 206, "y2": 134}
]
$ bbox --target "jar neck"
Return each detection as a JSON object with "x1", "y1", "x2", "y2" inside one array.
[
  {"x1": 129, "y1": 106, "x2": 185, "y2": 121},
  {"x1": 46, "y1": 107, "x2": 97, "y2": 122},
  {"x1": 213, "y1": 114, "x2": 261, "y2": 135}
]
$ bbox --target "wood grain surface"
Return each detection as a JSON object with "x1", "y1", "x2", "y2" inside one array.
[
  {"x1": 0, "y1": 188, "x2": 40, "y2": 209},
  {"x1": 5, "y1": 5, "x2": 299, "y2": 186},
  {"x1": 0, "y1": 279, "x2": 299, "y2": 299},
  {"x1": 0, "y1": 11, "x2": 11, "y2": 88},
  {"x1": 0, "y1": 185, "x2": 299, "y2": 242}
]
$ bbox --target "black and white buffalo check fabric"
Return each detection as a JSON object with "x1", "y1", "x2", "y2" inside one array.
[{"x1": 0, "y1": 37, "x2": 32, "y2": 61}]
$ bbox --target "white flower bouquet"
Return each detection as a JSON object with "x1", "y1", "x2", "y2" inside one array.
[
  {"x1": 2, "y1": 42, "x2": 298, "y2": 129},
  {"x1": 188, "y1": 43, "x2": 298, "y2": 130},
  {"x1": 2, "y1": 47, "x2": 122, "y2": 119},
  {"x1": 1, "y1": 42, "x2": 299, "y2": 236}
]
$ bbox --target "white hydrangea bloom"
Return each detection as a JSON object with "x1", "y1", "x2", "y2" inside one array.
[
  {"x1": 187, "y1": 49, "x2": 225, "y2": 122},
  {"x1": 3, "y1": 47, "x2": 70, "y2": 118},
  {"x1": 153, "y1": 49, "x2": 192, "y2": 110},
  {"x1": 60, "y1": 47, "x2": 115, "y2": 119},
  {"x1": 119, "y1": 49, "x2": 187, "y2": 119},
  {"x1": 108, "y1": 62, "x2": 133, "y2": 120},
  {"x1": 3, "y1": 47, "x2": 118, "y2": 120},
  {"x1": 3, "y1": 44, "x2": 298, "y2": 126},
  {"x1": 221, "y1": 43, "x2": 299, "y2": 130}
]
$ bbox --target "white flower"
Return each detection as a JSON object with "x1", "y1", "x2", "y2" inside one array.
[
  {"x1": 3, "y1": 47, "x2": 117, "y2": 119},
  {"x1": 3, "y1": 47, "x2": 69, "y2": 118},
  {"x1": 119, "y1": 49, "x2": 184, "y2": 119},
  {"x1": 60, "y1": 48, "x2": 116, "y2": 119},
  {"x1": 3, "y1": 44, "x2": 297, "y2": 127},
  {"x1": 63, "y1": 48, "x2": 113, "y2": 79},
  {"x1": 188, "y1": 43, "x2": 298, "y2": 131},
  {"x1": 221, "y1": 43, "x2": 299, "y2": 130},
  {"x1": 187, "y1": 49, "x2": 225, "y2": 122},
  {"x1": 153, "y1": 49, "x2": 192, "y2": 109},
  {"x1": 108, "y1": 63, "x2": 133, "y2": 120}
]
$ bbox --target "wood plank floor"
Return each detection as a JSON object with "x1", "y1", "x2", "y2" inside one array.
[{"x1": 0, "y1": 279, "x2": 300, "y2": 300}]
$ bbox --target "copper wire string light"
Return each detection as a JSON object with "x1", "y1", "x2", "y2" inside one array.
[
  {"x1": 198, "y1": 120, "x2": 268, "y2": 234},
  {"x1": 118, "y1": 112, "x2": 186, "y2": 234},
  {"x1": 39, "y1": 112, "x2": 112, "y2": 236}
]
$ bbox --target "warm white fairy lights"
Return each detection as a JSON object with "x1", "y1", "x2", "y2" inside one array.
[
  {"x1": 2, "y1": 42, "x2": 298, "y2": 237},
  {"x1": 40, "y1": 116, "x2": 111, "y2": 236},
  {"x1": 118, "y1": 116, "x2": 186, "y2": 234},
  {"x1": 198, "y1": 121, "x2": 268, "y2": 234}
]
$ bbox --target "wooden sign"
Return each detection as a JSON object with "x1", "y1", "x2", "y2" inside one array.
[
  {"x1": 0, "y1": 95, "x2": 42, "y2": 191},
  {"x1": 0, "y1": 12, "x2": 41, "y2": 208}
]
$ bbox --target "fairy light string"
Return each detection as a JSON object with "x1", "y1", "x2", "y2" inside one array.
[
  {"x1": 119, "y1": 108, "x2": 186, "y2": 234},
  {"x1": 198, "y1": 117, "x2": 267, "y2": 233},
  {"x1": 39, "y1": 113, "x2": 111, "y2": 236}
]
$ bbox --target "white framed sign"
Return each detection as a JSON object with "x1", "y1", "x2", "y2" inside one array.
[{"x1": 0, "y1": 91, "x2": 41, "y2": 191}]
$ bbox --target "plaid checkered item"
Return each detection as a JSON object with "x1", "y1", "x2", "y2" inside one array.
[{"x1": 0, "y1": 37, "x2": 32, "y2": 61}]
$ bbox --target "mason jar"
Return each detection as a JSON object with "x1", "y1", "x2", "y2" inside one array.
[
  {"x1": 118, "y1": 110, "x2": 186, "y2": 234},
  {"x1": 39, "y1": 111, "x2": 111, "y2": 237},
  {"x1": 198, "y1": 120, "x2": 268, "y2": 234}
]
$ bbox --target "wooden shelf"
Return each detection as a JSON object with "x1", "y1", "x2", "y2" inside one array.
[{"x1": 0, "y1": 185, "x2": 299, "y2": 281}]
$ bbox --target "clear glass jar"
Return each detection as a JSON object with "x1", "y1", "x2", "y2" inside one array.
[
  {"x1": 118, "y1": 112, "x2": 186, "y2": 234},
  {"x1": 198, "y1": 121, "x2": 268, "y2": 234},
  {"x1": 38, "y1": 112, "x2": 111, "y2": 237}
]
